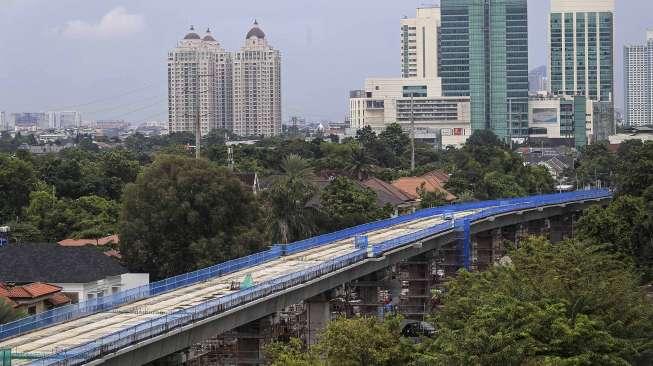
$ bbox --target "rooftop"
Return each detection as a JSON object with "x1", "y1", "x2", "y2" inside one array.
[{"x1": 0, "y1": 243, "x2": 129, "y2": 283}]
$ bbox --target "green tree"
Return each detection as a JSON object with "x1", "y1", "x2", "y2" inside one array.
[
  {"x1": 319, "y1": 177, "x2": 389, "y2": 231},
  {"x1": 614, "y1": 140, "x2": 653, "y2": 197},
  {"x1": 266, "y1": 316, "x2": 413, "y2": 366},
  {"x1": 577, "y1": 195, "x2": 653, "y2": 281},
  {"x1": 418, "y1": 184, "x2": 448, "y2": 209},
  {"x1": 0, "y1": 298, "x2": 25, "y2": 325},
  {"x1": 0, "y1": 154, "x2": 37, "y2": 223},
  {"x1": 575, "y1": 142, "x2": 617, "y2": 188},
  {"x1": 264, "y1": 155, "x2": 317, "y2": 244},
  {"x1": 415, "y1": 237, "x2": 653, "y2": 366},
  {"x1": 345, "y1": 145, "x2": 376, "y2": 181},
  {"x1": 379, "y1": 123, "x2": 410, "y2": 159},
  {"x1": 477, "y1": 171, "x2": 527, "y2": 199},
  {"x1": 119, "y1": 155, "x2": 266, "y2": 279}
]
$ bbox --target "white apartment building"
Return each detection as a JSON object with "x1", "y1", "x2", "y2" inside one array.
[
  {"x1": 401, "y1": 6, "x2": 440, "y2": 79},
  {"x1": 232, "y1": 21, "x2": 282, "y2": 137},
  {"x1": 349, "y1": 78, "x2": 471, "y2": 148},
  {"x1": 0, "y1": 111, "x2": 7, "y2": 131},
  {"x1": 168, "y1": 26, "x2": 233, "y2": 136},
  {"x1": 47, "y1": 111, "x2": 81, "y2": 129},
  {"x1": 624, "y1": 31, "x2": 653, "y2": 127}
]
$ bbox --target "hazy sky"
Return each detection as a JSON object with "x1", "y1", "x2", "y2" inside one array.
[{"x1": 0, "y1": 0, "x2": 651, "y2": 123}]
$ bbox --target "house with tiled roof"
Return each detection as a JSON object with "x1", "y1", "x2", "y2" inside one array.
[
  {"x1": 362, "y1": 177, "x2": 417, "y2": 214},
  {"x1": 0, "y1": 282, "x2": 70, "y2": 315},
  {"x1": 0, "y1": 243, "x2": 148, "y2": 303},
  {"x1": 392, "y1": 172, "x2": 457, "y2": 202}
]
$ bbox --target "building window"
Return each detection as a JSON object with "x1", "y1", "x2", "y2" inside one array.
[{"x1": 28, "y1": 306, "x2": 36, "y2": 315}]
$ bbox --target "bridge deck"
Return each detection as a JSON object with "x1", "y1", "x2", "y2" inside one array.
[{"x1": 1, "y1": 210, "x2": 478, "y2": 362}]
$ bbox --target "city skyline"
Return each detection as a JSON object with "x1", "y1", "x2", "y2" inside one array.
[{"x1": 0, "y1": 0, "x2": 652, "y2": 123}]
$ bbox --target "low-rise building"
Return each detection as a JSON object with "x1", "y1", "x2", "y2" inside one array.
[
  {"x1": 349, "y1": 78, "x2": 471, "y2": 148},
  {"x1": 0, "y1": 243, "x2": 149, "y2": 303},
  {"x1": 528, "y1": 95, "x2": 591, "y2": 148},
  {"x1": 0, "y1": 282, "x2": 71, "y2": 315}
]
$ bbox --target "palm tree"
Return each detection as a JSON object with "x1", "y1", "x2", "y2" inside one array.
[
  {"x1": 266, "y1": 155, "x2": 317, "y2": 244},
  {"x1": 346, "y1": 146, "x2": 376, "y2": 181}
]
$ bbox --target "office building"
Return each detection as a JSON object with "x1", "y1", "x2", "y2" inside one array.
[
  {"x1": 349, "y1": 78, "x2": 472, "y2": 148},
  {"x1": 0, "y1": 111, "x2": 7, "y2": 131},
  {"x1": 168, "y1": 26, "x2": 233, "y2": 136},
  {"x1": 47, "y1": 111, "x2": 81, "y2": 129},
  {"x1": 401, "y1": 6, "x2": 441, "y2": 79},
  {"x1": 232, "y1": 21, "x2": 282, "y2": 137},
  {"x1": 548, "y1": 0, "x2": 614, "y2": 101},
  {"x1": 10, "y1": 113, "x2": 48, "y2": 128},
  {"x1": 624, "y1": 31, "x2": 653, "y2": 126},
  {"x1": 528, "y1": 95, "x2": 591, "y2": 147},
  {"x1": 529, "y1": 66, "x2": 548, "y2": 94},
  {"x1": 440, "y1": 0, "x2": 530, "y2": 141}
]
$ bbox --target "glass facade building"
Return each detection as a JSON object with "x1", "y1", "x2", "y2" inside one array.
[
  {"x1": 549, "y1": 11, "x2": 614, "y2": 102},
  {"x1": 440, "y1": 0, "x2": 529, "y2": 141}
]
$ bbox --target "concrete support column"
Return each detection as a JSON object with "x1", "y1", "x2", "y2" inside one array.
[
  {"x1": 491, "y1": 228, "x2": 504, "y2": 264},
  {"x1": 549, "y1": 214, "x2": 574, "y2": 243},
  {"x1": 306, "y1": 293, "x2": 331, "y2": 345}
]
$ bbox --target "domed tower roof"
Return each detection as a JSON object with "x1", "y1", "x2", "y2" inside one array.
[
  {"x1": 203, "y1": 28, "x2": 217, "y2": 42},
  {"x1": 246, "y1": 20, "x2": 266, "y2": 40},
  {"x1": 184, "y1": 25, "x2": 201, "y2": 40}
]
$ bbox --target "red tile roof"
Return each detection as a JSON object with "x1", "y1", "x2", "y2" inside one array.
[
  {"x1": 392, "y1": 176, "x2": 457, "y2": 202},
  {"x1": 58, "y1": 234, "x2": 119, "y2": 247},
  {"x1": 422, "y1": 170, "x2": 450, "y2": 184},
  {"x1": 362, "y1": 177, "x2": 415, "y2": 206},
  {"x1": 0, "y1": 282, "x2": 62, "y2": 299},
  {"x1": 47, "y1": 292, "x2": 71, "y2": 306}
]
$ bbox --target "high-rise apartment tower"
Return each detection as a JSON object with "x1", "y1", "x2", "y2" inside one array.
[
  {"x1": 168, "y1": 26, "x2": 233, "y2": 136},
  {"x1": 232, "y1": 21, "x2": 282, "y2": 137},
  {"x1": 401, "y1": 6, "x2": 441, "y2": 79},
  {"x1": 624, "y1": 31, "x2": 653, "y2": 127}
]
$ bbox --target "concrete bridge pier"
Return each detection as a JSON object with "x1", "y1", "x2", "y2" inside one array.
[
  {"x1": 306, "y1": 293, "x2": 332, "y2": 345},
  {"x1": 548, "y1": 214, "x2": 575, "y2": 243}
]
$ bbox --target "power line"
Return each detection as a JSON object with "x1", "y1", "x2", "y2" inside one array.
[
  {"x1": 103, "y1": 98, "x2": 167, "y2": 121},
  {"x1": 41, "y1": 81, "x2": 165, "y2": 111}
]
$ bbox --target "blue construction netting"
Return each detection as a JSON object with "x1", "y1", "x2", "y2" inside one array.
[
  {"x1": 10, "y1": 189, "x2": 612, "y2": 365},
  {"x1": 26, "y1": 249, "x2": 369, "y2": 366},
  {"x1": 0, "y1": 246, "x2": 283, "y2": 341}
]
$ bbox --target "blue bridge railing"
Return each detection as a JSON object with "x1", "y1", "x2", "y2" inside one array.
[{"x1": 7, "y1": 190, "x2": 611, "y2": 366}]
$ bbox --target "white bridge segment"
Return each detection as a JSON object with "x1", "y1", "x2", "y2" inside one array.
[{"x1": 1, "y1": 209, "x2": 479, "y2": 361}]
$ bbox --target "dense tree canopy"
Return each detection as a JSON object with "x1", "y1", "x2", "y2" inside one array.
[
  {"x1": 444, "y1": 131, "x2": 554, "y2": 199},
  {"x1": 414, "y1": 237, "x2": 653, "y2": 366},
  {"x1": 0, "y1": 154, "x2": 37, "y2": 223},
  {"x1": 119, "y1": 155, "x2": 267, "y2": 279},
  {"x1": 319, "y1": 177, "x2": 390, "y2": 231},
  {"x1": 265, "y1": 316, "x2": 413, "y2": 366},
  {"x1": 577, "y1": 195, "x2": 653, "y2": 281}
]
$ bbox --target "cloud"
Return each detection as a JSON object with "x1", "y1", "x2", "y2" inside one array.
[{"x1": 57, "y1": 7, "x2": 145, "y2": 40}]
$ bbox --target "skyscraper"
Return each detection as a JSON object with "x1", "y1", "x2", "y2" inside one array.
[
  {"x1": 624, "y1": 31, "x2": 653, "y2": 127},
  {"x1": 440, "y1": 0, "x2": 529, "y2": 141},
  {"x1": 168, "y1": 26, "x2": 232, "y2": 136},
  {"x1": 401, "y1": 6, "x2": 441, "y2": 79},
  {"x1": 548, "y1": 0, "x2": 614, "y2": 102},
  {"x1": 232, "y1": 21, "x2": 282, "y2": 137}
]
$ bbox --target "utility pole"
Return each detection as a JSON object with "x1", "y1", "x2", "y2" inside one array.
[{"x1": 410, "y1": 92, "x2": 415, "y2": 171}]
